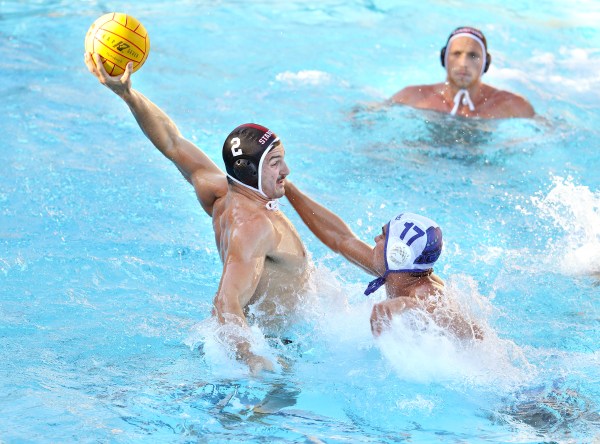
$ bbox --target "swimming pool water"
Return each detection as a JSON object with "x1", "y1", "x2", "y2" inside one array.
[{"x1": 1, "y1": 0, "x2": 600, "y2": 442}]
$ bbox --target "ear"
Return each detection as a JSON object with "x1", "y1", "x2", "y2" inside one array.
[{"x1": 440, "y1": 46, "x2": 447, "y2": 68}]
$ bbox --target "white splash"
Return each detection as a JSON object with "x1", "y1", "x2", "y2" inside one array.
[
  {"x1": 375, "y1": 274, "x2": 533, "y2": 391},
  {"x1": 275, "y1": 70, "x2": 331, "y2": 86},
  {"x1": 531, "y1": 176, "x2": 600, "y2": 276},
  {"x1": 298, "y1": 266, "x2": 533, "y2": 394},
  {"x1": 184, "y1": 264, "x2": 533, "y2": 394},
  {"x1": 184, "y1": 316, "x2": 280, "y2": 379}
]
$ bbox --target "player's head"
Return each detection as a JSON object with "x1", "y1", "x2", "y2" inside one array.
[
  {"x1": 440, "y1": 26, "x2": 491, "y2": 77},
  {"x1": 222, "y1": 123, "x2": 283, "y2": 197},
  {"x1": 365, "y1": 212, "x2": 443, "y2": 295}
]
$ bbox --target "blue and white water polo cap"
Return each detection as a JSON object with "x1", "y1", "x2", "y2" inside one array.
[{"x1": 364, "y1": 212, "x2": 443, "y2": 295}]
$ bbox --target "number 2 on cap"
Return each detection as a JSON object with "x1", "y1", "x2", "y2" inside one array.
[{"x1": 231, "y1": 137, "x2": 242, "y2": 156}]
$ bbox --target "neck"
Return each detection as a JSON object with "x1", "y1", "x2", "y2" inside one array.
[
  {"x1": 229, "y1": 181, "x2": 273, "y2": 206},
  {"x1": 384, "y1": 269, "x2": 433, "y2": 295},
  {"x1": 443, "y1": 80, "x2": 482, "y2": 102}
]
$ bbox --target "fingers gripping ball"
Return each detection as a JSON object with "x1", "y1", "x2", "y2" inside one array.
[{"x1": 85, "y1": 12, "x2": 150, "y2": 76}]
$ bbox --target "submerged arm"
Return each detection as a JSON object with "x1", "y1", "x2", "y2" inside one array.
[{"x1": 285, "y1": 181, "x2": 377, "y2": 275}]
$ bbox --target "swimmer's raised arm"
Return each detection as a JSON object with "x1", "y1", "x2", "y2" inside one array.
[
  {"x1": 285, "y1": 182, "x2": 377, "y2": 276},
  {"x1": 84, "y1": 53, "x2": 225, "y2": 209}
]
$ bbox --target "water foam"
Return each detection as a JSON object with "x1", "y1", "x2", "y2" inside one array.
[
  {"x1": 375, "y1": 274, "x2": 534, "y2": 392},
  {"x1": 184, "y1": 263, "x2": 533, "y2": 397},
  {"x1": 296, "y1": 266, "x2": 535, "y2": 396},
  {"x1": 274, "y1": 70, "x2": 332, "y2": 86},
  {"x1": 531, "y1": 176, "x2": 600, "y2": 276}
]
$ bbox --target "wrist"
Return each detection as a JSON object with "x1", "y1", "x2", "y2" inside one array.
[{"x1": 119, "y1": 88, "x2": 134, "y2": 102}]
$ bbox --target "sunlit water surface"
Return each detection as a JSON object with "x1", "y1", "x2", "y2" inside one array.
[{"x1": 1, "y1": 0, "x2": 600, "y2": 442}]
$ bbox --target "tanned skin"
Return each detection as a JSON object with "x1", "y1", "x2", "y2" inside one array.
[
  {"x1": 85, "y1": 54, "x2": 310, "y2": 374},
  {"x1": 389, "y1": 37, "x2": 534, "y2": 119},
  {"x1": 286, "y1": 182, "x2": 482, "y2": 340}
]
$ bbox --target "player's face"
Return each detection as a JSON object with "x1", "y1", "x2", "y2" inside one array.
[
  {"x1": 260, "y1": 144, "x2": 289, "y2": 199},
  {"x1": 446, "y1": 37, "x2": 484, "y2": 88},
  {"x1": 373, "y1": 225, "x2": 388, "y2": 275}
]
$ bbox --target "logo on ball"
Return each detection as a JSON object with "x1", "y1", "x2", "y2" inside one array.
[{"x1": 114, "y1": 41, "x2": 130, "y2": 52}]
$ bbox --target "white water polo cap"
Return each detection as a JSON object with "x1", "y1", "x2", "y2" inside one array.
[
  {"x1": 222, "y1": 123, "x2": 280, "y2": 197},
  {"x1": 364, "y1": 212, "x2": 443, "y2": 295}
]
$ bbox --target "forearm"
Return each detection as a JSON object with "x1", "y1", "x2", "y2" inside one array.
[
  {"x1": 285, "y1": 182, "x2": 354, "y2": 253},
  {"x1": 120, "y1": 88, "x2": 181, "y2": 160},
  {"x1": 213, "y1": 302, "x2": 252, "y2": 355}
]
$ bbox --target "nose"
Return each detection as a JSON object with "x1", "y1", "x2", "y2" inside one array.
[{"x1": 281, "y1": 160, "x2": 290, "y2": 177}]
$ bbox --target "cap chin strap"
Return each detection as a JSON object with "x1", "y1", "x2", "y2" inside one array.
[
  {"x1": 265, "y1": 200, "x2": 279, "y2": 211},
  {"x1": 450, "y1": 89, "x2": 475, "y2": 115},
  {"x1": 226, "y1": 174, "x2": 280, "y2": 211},
  {"x1": 364, "y1": 273, "x2": 388, "y2": 296}
]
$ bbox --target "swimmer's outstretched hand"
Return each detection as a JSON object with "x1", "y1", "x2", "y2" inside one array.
[{"x1": 84, "y1": 52, "x2": 133, "y2": 98}]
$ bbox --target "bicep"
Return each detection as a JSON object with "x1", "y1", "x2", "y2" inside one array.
[
  {"x1": 214, "y1": 254, "x2": 266, "y2": 321},
  {"x1": 213, "y1": 222, "x2": 272, "y2": 321}
]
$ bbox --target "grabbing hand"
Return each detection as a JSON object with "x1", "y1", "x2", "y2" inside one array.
[
  {"x1": 246, "y1": 354, "x2": 275, "y2": 376},
  {"x1": 370, "y1": 298, "x2": 412, "y2": 337},
  {"x1": 84, "y1": 52, "x2": 133, "y2": 98}
]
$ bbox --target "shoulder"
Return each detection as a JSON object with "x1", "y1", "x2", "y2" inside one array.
[
  {"x1": 389, "y1": 84, "x2": 439, "y2": 105},
  {"x1": 191, "y1": 171, "x2": 228, "y2": 215},
  {"x1": 413, "y1": 275, "x2": 444, "y2": 298},
  {"x1": 485, "y1": 85, "x2": 535, "y2": 118}
]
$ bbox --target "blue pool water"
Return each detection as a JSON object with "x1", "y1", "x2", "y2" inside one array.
[{"x1": 1, "y1": 0, "x2": 600, "y2": 442}]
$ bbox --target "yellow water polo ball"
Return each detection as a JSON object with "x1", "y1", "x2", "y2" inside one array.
[{"x1": 85, "y1": 12, "x2": 150, "y2": 76}]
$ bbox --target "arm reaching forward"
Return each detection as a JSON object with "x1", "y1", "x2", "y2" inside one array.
[
  {"x1": 285, "y1": 181, "x2": 377, "y2": 276},
  {"x1": 84, "y1": 53, "x2": 226, "y2": 214}
]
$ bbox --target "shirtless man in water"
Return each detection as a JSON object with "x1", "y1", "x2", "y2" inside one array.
[
  {"x1": 286, "y1": 182, "x2": 482, "y2": 340},
  {"x1": 85, "y1": 54, "x2": 309, "y2": 374},
  {"x1": 389, "y1": 26, "x2": 534, "y2": 119}
]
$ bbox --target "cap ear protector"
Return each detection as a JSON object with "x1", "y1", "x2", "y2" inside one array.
[
  {"x1": 222, "y1": 123, "x2": 279, "y2": 195},
  {"x1": 232, "y1": 158, "x2": 258, "y2": 185},
  {"x1": 440, "y1": 45, "x2": 491, "y2": 73},
  {"x1": 386, "y1": 242, "x2": 412, "y2": 269}
]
